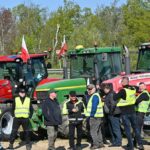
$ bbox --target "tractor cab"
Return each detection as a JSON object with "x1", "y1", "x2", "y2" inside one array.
[
  {"x1": 137, "y1": 43, "x2": 150, "y2": 72},
  {"x1": 0, "y1": 54, "x2": 48, "y2": 100},
  {"x1": 67, "y1": 46, "x2": 123, "y2": 83}
]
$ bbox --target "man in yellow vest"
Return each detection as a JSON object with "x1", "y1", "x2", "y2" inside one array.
[
  {"x1": 7, "y1": 87, "x2": 33, "y2": 150},
  {"x1": 114, "y1": 77, "x2": 144, "y2": 150},
  {"x1": 85, "y1": 84, "x2": 104, "y2": 150},
  {"x1": 136, "y1": 82, "x2": 150, "y2": 136}
]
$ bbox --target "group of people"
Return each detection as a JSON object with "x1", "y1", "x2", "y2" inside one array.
[
  {"x1": 0, "y1": 76, "x2": 149, "y2": 150},
  {"x1": 41, "y1": 76, "x2": 150, "y2": 150}
]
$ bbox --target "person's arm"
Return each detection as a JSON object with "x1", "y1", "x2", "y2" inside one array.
[
  {"x1": 114, "y1": 89, "x2": 126, "y2": 101},
  {"x1": 42, "y1": 101, "x2": 50, "y2": 121},
  {"x1": 81, "y1": 101, "x2": 86, "y2": 117},
  {"x1": 29, "y1": 101, "x2": 33, "y2": 118},
  {"x1": 90, "y1": 95, "x2": 99, "y2": 117},
  {"x1": 62, "y1": 101, "x2": 69, "y2": 115},
  {"x1": 136, "y1": 93, "x2": 149, "y2": 105},
  {"x1": 11, "y1": 99, "x2": 15, "y2": 117}
]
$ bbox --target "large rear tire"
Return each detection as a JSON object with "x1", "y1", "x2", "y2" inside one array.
[
  {"x1": 58, "y1": 115, "x2": 69, "y2": 138},
  {"x1": 0, "y1": 108, "x2": 13, "y2": 140}
]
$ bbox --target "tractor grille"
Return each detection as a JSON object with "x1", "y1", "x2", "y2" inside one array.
[{"x1": 36, "y1": 91, "x2": 49, "y2": 101}]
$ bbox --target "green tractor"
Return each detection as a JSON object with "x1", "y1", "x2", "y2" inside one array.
[{"x1": 35, "y1": 45, "x2": 126, "y2": 137}]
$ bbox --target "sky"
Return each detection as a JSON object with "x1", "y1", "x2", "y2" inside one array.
[{"x1": 0, "y1": 0, "x2": 127, "y2": 12}]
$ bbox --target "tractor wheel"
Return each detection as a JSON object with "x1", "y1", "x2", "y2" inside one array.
[
  {"x1": 58, "y1": 115, "x2": 69, "y2": 138},
  {"x1": 0, "y1": 108, "x2": 14, "y2": 140}
]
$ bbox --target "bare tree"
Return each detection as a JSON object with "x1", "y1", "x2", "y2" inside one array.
[{"x1": 0, "y1": 8, "x2": 15, "y2": 54}]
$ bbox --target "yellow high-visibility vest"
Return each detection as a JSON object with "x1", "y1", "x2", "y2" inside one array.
[
  {"x1": 136, "y1": 90, "x2": 150, "y2": 113},
  {"x1": 14, "y1": 97, "x2": 30, "y2": 118},
  {"x1": 117, "y1": 88, "x2": 136, "y2": 107},
  {"x1": 62, "y1": 99, "x2": 86, "y2": 115},
  {"x1": 86, "y1": 93, "x2": 104, "y2": 117}
]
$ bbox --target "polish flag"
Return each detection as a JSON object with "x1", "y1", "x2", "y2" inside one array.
[
  {"x1": 21, "y1": 36, "x2": 30, "y2": 63},
  {"x1": 58, "y1": 36, "x2": 68, "y2": 59}
]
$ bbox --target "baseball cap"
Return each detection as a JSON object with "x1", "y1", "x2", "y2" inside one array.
[
  {"x1": 48, "y1": 89, "x2": 57, "y2": 94},
  {"x1": 87, "y1": 84, "x2": 95, "y2": 90},
  {"x1": 19, "y1": 88, "x2": 26, "y2": 93},
  {"x1": 69, "y1": 91, "x2": 76, "y2": 97}
]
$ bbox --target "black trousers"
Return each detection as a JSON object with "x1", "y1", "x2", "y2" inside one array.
[
  {"x1": 69, "y1": 122, "x2": 82, "y2": 147},
  {"x1": 10, "y1": 118, "x2": 30, "y2": 144},
  {"x1": 137, "y1": 112, "x2": 145, "y2": 135}
]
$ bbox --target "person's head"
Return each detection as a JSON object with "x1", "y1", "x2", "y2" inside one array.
[
  {"x1": 103, "y1": 84, "x2": 113, "y2": 94},
  {"x1": 69, "y1": 91, "x2": 77, "y2": 102},
  {"x1": 48, "y1": 89, "x2": 57, "y2": 100},
  {"x1": 139, "y1": 82, "x2": 146, "y2": 92},
  {"x1": 87, "y1": 84, "x2": 96, "y2": 95},
  {"x1": 121, "y1": 76, "x2": 129, "y2": 87},
  {"x1": 18, "y1": 88, "x2": 26, "y2": 98}
]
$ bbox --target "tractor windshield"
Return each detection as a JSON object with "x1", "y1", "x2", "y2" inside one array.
[
  {"x1": 23, "y1": 57, "x2": 48, "y2": 86},
  {"x1": 70, "y1": 52, "x2": 122, "y2": 81},
  {"x1": 0, "y1": 56, "x2": 47, "y2": 86},
  {"x1": 137, "y1": 49, "x2": 150, "y2": 71},
  {"x1": 0, "y1": 62, "x2": 20, "y2": 81}
]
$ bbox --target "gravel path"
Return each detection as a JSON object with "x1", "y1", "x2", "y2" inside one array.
[{"x1": 1, "y1": 138, "x2": 150, "y2": 150}]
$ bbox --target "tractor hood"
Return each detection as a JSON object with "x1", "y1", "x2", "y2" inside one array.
[
  {"x1": 35, "y1": 78, "x2": 87, "y2": 103},
  {"x1": 37, "y1": 77, "x2": 61, "y2": 86},
  {"x1": 103, "y1": 73, "x2": 150, "y2": 93}
]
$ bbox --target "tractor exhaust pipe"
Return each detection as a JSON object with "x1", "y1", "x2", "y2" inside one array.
[{"x1": 123, "y1": 45, "x2": 130, "y2": 75}]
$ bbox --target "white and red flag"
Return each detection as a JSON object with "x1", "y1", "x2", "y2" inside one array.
[
  {"x1": 58, "y1": 35, "x2": 68, "y2": 59},
  {"x1": 21, "y1": 36, "x2": 30, "y2": 63}
]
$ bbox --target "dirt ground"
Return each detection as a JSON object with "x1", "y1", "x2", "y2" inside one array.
[{"x1": 1, "y1": 138, "x2": 150, "y2": 150}]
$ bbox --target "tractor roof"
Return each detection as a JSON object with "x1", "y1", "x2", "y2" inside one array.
[
  {"x1": 0, "y1": 54, "x2": 47, "y2": 62},
  {"x1": 67, "y1": 47, "x2": 122, "y2": 55}
]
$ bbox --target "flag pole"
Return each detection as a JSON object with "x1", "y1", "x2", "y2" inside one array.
[{"x1": 62, "y1": 35, "x2": 68, "y2": 79}]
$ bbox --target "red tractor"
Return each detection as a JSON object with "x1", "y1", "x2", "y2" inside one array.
[
  {"x1": 102, "y1": 43, "x2": 150, "y2": 134},
  {"x1": 103, "y1": 42, "x2": 150, "y2": 92},
  {"x1": 0, "y1": 53, "x2": 61, "y2": 139}
]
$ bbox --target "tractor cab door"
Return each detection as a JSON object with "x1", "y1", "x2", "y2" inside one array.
[{"x1": 137, "y1": 44, "x2": 150, "y2": 72}]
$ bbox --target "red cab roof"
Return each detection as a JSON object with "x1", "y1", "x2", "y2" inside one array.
[{"x1": 0, "y1": 54, "x2": 47, "y2": 62}]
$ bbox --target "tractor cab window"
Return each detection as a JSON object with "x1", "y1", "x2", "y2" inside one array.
[
  {"x1": 22, "y1": 57, "x2": 47, "y2": 84},
  {"x1": 0, "y1": 62, "x2": 20, "y2": 82},
  {"x1": 69, "y1": 52, "x2": 122, "y2": 81},
  {"x1": 137, "y1": 49, "x2": 150, "y2": 71},
  {"x1": 97, "y1": 52, "x2": 122, "y2": 80},
  {"x1": 32, "y1": 58, "x2": 47, "y2": 81},
  {"x1": 70, "y1": 55, "x2": 94, "y2": 78}
]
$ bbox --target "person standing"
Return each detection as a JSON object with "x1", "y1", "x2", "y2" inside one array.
[
  {"x1": 7, "y1": 87, "x2": 33, "y2": 150},
  {"x1": 85, "y1": 84, "x2": 104, "y2": 150},
  {"x1": 136, "y1": 82, "x2": 150, "y2": 136},
  {"x1": 103, "y1": 84, "x2": 122, "y2": 147},
  {"x1": 62, "y1": 91, "x2": 86, "y2": 150},
  {"x1": 114, "y1": 76, "x2": 144, "y2": 150},
  {"x1": 42, "y1": 89, "x2": 62, "y2": 150}
]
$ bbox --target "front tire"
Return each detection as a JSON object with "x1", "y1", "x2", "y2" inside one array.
[{"x1": 0, "y1": 108, "x2": 13, "y2": 140}]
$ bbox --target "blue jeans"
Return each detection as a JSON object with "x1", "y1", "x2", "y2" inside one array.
[
  {"x1": 122, "y1": 113, "x2": 143, "y2": 149},
  {"x1": 108, "y1": 115, "x2": 122, "y2": 145}
]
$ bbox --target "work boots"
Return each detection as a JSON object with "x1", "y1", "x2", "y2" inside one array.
[
  {"x1": 7, "y1": 143, "x2": 13, "y2": 150},
  {"x1": 26, "y1": 144, "x2": 31, "y2": 150}
]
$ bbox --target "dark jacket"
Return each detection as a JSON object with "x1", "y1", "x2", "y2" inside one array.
[
  {"x1": 42, "y1": 98, "x2": 62, "y2": 126},
  {"x1": 104, "y1": 91, "x2": 121, "y2": 115},
  {"x1": 63, "y1": 99, "x2": 85, "y2": 123},
  {"x1": 114, "y1": 85, "x2": 137, "y2": 114},
  {"x1": 135, "y1": 91, "x2": 149, "y2": 105}
]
